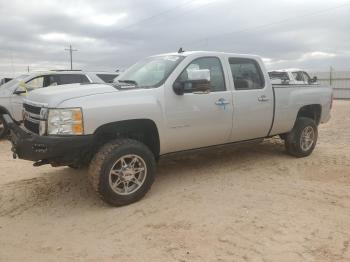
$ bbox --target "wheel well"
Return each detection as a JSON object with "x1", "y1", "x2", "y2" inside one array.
[
  {"x1": 297, "y1": 104, "x2": 321, "y2": 125},
  {"x1": 93, "y1": 119, "x2": 160, "y2": 158},
  {"x1": 0, "y1": 106, "x2": 10, "y2": 115}
]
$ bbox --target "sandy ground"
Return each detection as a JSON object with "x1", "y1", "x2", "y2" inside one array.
[{"x1": 0, "y1": 100, "x2": 349, "y2": 262}]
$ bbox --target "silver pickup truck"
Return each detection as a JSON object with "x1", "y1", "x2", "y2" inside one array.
[{"x1": 2, "y1": 51, "x2": 333, "y2": 206}]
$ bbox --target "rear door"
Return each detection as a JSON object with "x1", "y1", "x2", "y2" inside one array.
[{"x1": 227, "y1": 57, "x2": 274, "y2": 142}]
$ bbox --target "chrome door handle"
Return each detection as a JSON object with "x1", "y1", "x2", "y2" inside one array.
[
  {"x1": 215, "y1": 98, "x2": 230, "y2": 106},
  {"x1": 258, "y1": 95, "x2": 269, "y2": 102}
]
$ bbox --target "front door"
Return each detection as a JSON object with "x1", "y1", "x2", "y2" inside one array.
[
  {"x1": 164, "y1": 56, "x2": 233, "y2": 153},
  {"x1": 227, "y1": 57, "x2": 274, "y2": 141}
]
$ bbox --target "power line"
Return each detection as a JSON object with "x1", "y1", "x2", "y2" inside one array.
[
  {"x1": 184, "y1": 2, "x2": 350, "y2": 48},
  {"x1": 111, "y1": 0, "x2": 194, "y2": 33},
  {"x1": 132, "y1": 0, "x2": 225, "y2": 28}
]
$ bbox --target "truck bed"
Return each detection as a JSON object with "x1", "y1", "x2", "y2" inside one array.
[{"x1": 269, "y1": 84, "x2": 332, "y2": 136}]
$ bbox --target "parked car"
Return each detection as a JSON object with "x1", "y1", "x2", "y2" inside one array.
[
  {"x1": 0, "y1": 70, "x2": 118, "y2": 138},
  {"x1": 0, "y1": 77, "x2": 13, "y2": 86},
  {"x1": 3, "y1": 51, "x2": 333, "y2": 206},
  {"x1": 269, "y1": 69, "x2": 318, "y2": 85}
]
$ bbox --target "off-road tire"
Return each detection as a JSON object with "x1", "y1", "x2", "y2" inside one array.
[
  {"x1": 285, "y1": 117, "x2": 318, "y2": 157},
  {"x1": 88, "y1": 138, "x2": 156, "y2": 206}
]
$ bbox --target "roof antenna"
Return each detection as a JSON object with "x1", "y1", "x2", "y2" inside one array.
[{"x1": 178, "y1": 47, "x2": 185, "y2": 53}]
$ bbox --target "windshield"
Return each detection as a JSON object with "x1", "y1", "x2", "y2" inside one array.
[
  {"x1": 116, "y1": 55, "x2": 184, "y2": 88},
  {"x1": 0, "y1": 74, "x2": 29, "y2": 89}
]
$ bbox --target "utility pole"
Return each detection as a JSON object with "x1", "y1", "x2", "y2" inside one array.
[
  {"x1": 329, "y1": 66, "x2": 333, "y2": 86},
  {"x1": 64, "y1": 45, "x2": 78, "y2": 70}
]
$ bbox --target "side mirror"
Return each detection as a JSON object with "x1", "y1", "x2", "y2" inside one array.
[
  {"x1": 311, "y1": 76, "x2": 317, "y2": 83},
  {"x1": 13, "y1": 89, "x2": 27, "y2": 95},
  {"x1": 13, "y1": 81, "x2": 28, "y2": 95},
  {"x1": 173, "y1": 69, "x2": 211, "y2": 95}
]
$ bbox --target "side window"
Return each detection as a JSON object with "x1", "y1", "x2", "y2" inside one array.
[
  {"x1": 26, "y1": 76, "x2": 45, "y2": 90},
  {"x1": 292, "y1": 72, "x2": 304, "y2": 81},
  {"x1": 177, "y1": 57, "x2": 226, "y2": 92},
  {"x1": 302, "y1": 72, "x2": 311, "y2": 83},
  {"x1": 57, "y1": 74, "x2": 90, "y2": 85},
  {"x1": 46, "y1": 75, "x2": 59, "y2": 87},
  {"x1": 229, "y1": 58, "x2": 264, "y2": 90}
]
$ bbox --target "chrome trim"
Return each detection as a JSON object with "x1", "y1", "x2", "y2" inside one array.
[{"x1": 23, "y1": 99, "x2": 48, "y2": 108}]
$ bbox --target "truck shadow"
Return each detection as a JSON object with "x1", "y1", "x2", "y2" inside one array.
[
  {"x1": 157, "y1": 138, "x2": 287, "y2": 177},
  {"x1": 0, "y1": 138, "x2": 288, "y2": 217}
]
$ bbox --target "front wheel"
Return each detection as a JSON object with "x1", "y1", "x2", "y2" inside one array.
[
  {"x1": 88, "y1": 139, "x2": 156, "y2": 206},
  {"x1": 285, "y1": 117, "x2": 318, "y2": 157}
]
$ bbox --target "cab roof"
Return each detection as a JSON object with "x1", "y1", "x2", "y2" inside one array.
[
  {"x1": 269, "y1": 68, "x2": 304, "y2": 73},
  {"x1": 153, "y1": 50, "x2": 262, "y2": 60}
]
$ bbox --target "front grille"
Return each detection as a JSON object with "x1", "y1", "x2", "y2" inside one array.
[
  {"x1": 24, "y1": 119, "x2": 39, "y2": 134},
  {"x1": 22, "y1": 103, "x2": 44, "y2": 134},
  {"x1": 23, "y1": 103, "x2": 41, "y2": 115}
]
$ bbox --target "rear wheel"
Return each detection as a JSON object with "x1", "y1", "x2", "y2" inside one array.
[
  {"x1": 285, "y1": 117, "x2": 318, "y2": 157},
  {"x1": 88, "y1": 139, "x2": 156, "y2": 206}
]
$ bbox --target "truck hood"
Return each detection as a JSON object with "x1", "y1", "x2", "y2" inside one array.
[{"x1": 26, "y1": 83, "x2": 117, "y2": 107}]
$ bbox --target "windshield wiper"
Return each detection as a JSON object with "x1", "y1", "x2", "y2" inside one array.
[{"x1": 117, "y1": 80, "x2": 138, "y2": 86}]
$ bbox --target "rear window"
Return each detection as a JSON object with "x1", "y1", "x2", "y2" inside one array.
[
  {"x1": 97, "y1": 74, "x2": 118, "y2": 83},
  {"x1": 57, "y1": 74, "x2": 90, "y2": 85}
]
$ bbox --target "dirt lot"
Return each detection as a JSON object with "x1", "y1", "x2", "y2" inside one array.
[{"x1": 0, "y1": 100, "x2": 349, "y2": 262}]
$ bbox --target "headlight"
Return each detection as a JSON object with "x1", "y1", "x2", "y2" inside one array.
[{"x1": 47, "y1": 108, "x2": 84, "y2": 135}]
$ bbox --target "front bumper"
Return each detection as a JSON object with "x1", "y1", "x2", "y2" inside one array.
[{"x1": 2, "y1": 114, "x2": 93, "y2": 165}]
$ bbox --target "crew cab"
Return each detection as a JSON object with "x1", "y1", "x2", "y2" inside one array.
[
  {"x1": 0, "y1": 70, "x2": 119, "y2": 138},
  {"x1": 269, "y1": 69, "x2": 318, "y2": 85},
  {"x1": 2, "y1": 51, "x2": 333, "y2": 206}
]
